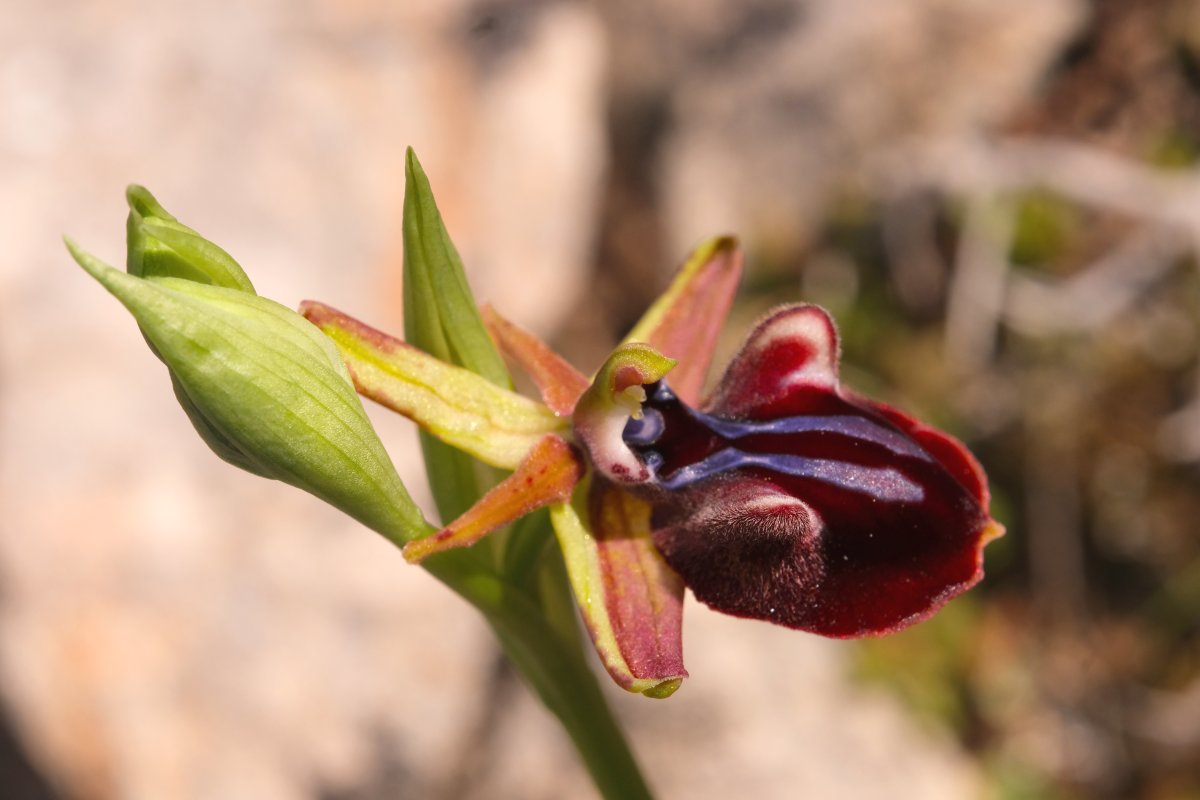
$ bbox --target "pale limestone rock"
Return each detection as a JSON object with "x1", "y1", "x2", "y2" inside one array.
[{"x1": 661, "y1": 0, "x2": 1085, "y2": 257}]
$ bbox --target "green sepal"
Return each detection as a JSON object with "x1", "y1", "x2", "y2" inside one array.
[
  {"x1": 69, "y1": 240, "x2": 429, "y2": 545},
  {"x1": 304, "y1": 302, "x2": 564, "y2": 470},
  {"x1": 549, "y1": 478, "x2": 686, "y2": 697},
  {"x1": 169, "y1": 371, "x2": 272, "y2": 479},
  {"x1": 620, "y1": 236, "x2": 741, "y2": 405}
]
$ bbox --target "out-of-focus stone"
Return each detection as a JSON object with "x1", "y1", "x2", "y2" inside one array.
[
  {"x1": 626, "y1": 607, "x2": 981, "y2": 799},
  {"x1": 657, "y1": 0, "x2": 1085, "y2": 257}
]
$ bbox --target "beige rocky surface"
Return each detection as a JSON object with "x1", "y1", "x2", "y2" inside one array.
[
  {"x1": 1, "y1": 0, "x2": 1079, "y2": 797},
  {"x1": 656, "y1": 0, "x2": 1085, "y2": 261}
]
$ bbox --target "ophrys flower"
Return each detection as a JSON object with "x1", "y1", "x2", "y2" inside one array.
[{"x1": 303, "y1": 237, "x2": 1002, "y2": 697}]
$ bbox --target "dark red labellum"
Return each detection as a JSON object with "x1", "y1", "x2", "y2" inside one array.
[{"x1": 622, "y1": 305, "x2": 1000, "y2": 638}]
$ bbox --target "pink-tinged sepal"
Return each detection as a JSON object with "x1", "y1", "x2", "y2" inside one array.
[
  {"x1": 481, "y1": 304, "x2": 589, "y2": 416},
  {"x1": 589, "y1": 480, "x2": 687, "y2": 696},
  {"x1": 624, "y1": 236, "x2": 743, "y2": 405},
  {"x1": 550, "y1": 478, "x2": 687, "y2": 698},
  {"x1": 572, "y1": 343, "x2": 676, "y2": 485},
  {"x1": 627, "y1": 304, "x2": 1003, "y2": 637},
  {"x1": 403, "y1": 434, "x2": 584, "y2": 563}
]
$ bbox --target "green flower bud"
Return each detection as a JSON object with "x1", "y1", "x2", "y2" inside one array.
[
  {"x1": 122, "y1": 187, "x2": 268, "y2": 477},
  {"x1": 125, "y1": 185, "x2": 255, "y2": 292},
  {"x1": 68, "y1": 235, "x2": 429, "y2": 545}
]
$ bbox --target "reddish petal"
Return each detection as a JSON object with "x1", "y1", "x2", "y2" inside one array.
[
  {"x1": 481, "y1": 304, "x2": 589, "y2": 416},
  {"x1": 403, "y1": 434, "x2": 583, "y2": 563},
  {"x1": 624, "y1": 237, "x2": 743, "y2": 405},
  {"x1": 550, "y1": 479, "x2": 687, "y2": 697},
  {"x1": 589, "y1": 480, "x2": 687, "y2": 692}
]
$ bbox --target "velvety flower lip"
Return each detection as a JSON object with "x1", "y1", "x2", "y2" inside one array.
[{"x1": 618, "y1": 303, "x2": 1003, "y2": 638}]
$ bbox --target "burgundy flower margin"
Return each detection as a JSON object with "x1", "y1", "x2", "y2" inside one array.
[{"x1": 301, "y1": 237, "x2": 1004, "y2": 698}]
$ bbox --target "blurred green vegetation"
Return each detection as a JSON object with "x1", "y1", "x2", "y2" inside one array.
[{"x1": 1009, "y1": 191, "x2": 1083, "y2": 270}]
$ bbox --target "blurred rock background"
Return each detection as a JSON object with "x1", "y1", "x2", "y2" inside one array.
[{"x1": 2, "y1": 0, "x2": 1198, "y2": 798}]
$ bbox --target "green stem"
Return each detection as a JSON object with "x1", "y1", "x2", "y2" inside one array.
[
  {"x1": 492, "y1": 623, "x2": 652, "y2": 800},
  {"x1": 426, "y1": 554, "x2": 654, "y2": 800}
]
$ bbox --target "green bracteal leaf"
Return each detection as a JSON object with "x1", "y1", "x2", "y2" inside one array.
[{"x1": 402, "y1": 149, "x2": 512, "y2": 524}]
